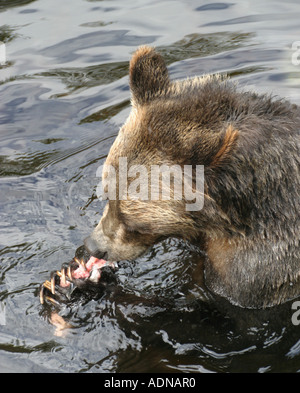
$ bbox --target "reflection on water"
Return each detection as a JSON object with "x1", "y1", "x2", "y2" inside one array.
[
  {"x1": 0, "y1": 0, "x2": 37, "y2": 11},
  {"x1": 158, "y1": 31, "x2": 255, "y2": 65},
  {"x1": 0, "y1": 25, "x2": 19, "y2": 43},
  {"x1": 0, "y1": 0, "x2": 299, "y2": 373},
  {"x1": 79, "y1": 99, "x2": 130, "y2": 124},
  {"x1": 39, "y1": 62, "x2": 129, "y2": 98}
]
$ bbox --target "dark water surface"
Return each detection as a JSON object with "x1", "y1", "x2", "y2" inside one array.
[{"x1": 0, "y1": 0, "x2": 300, "y2": 373}]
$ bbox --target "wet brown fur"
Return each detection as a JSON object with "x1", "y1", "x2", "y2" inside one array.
[
  {"x1": 210, "y1": 125, "x2": 239, "y2": 168},
  {"x1": 86, "y1": 46, "x2": 300, "y2": 308}
]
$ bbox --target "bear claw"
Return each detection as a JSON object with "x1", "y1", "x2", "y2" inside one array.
[{"x1": 39, "y1": 257, "x2": 118, "y2": 306}]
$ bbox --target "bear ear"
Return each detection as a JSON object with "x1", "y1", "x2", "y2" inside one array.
[{"x1": 129, "y1": 46, "x2": 170, "y2": 106}]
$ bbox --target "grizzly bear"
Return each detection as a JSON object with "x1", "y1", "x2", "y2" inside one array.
[{"x1": 84, "y1": 46, "x2": 300, "y2": 309}]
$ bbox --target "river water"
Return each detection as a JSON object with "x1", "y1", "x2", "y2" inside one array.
[{"x1": 0, "y1": 0, "x2": 300, "y2": 373}]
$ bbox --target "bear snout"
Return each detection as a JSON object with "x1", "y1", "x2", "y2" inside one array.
[{"x1": 84, "y1": 235, "x2": 108, "y2": 260}]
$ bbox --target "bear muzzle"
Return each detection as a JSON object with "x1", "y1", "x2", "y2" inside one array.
[{"x1": 84, "y1": 235, "x2": 108, "y2": 260}]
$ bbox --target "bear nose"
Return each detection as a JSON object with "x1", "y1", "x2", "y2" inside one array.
[{"x1": 84, "y1": 236, "x2": 107, "y2": 260}]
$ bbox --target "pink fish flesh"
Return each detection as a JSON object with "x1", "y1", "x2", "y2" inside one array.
[{"x1": 59, "y1": 256, "x2": 116, "y2": 287}]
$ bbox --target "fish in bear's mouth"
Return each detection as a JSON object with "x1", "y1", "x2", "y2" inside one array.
[{"x1": 39, "y1": 250, "x2": 118, "y2": 306}]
